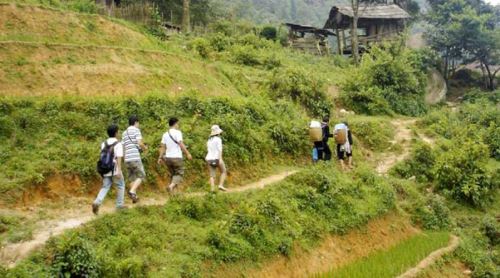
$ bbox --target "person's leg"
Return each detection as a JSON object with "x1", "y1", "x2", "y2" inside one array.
[
  {"x1": 169, "y1": 159, "x2": 184, "y2": 191},
  {"x1": 336, "y1": 144, "x2": 346, "y2": 170},
  {"x1": 129, "y1": 161, "x2": 145, "y2": 194},
  {"x1": 94, "y1": 177, "x2": 112, "y2": 205},
  {"x1": 347, "y1": 152, "x2": 353, "y2": 168},
  {"x1": 324, "y1": 143, "x2": 332, "y2": 161},
  {"x1": 314, "y1": 141, "x2": 324, "y2": 161},
  {"x1": 208, "y1": 164, "x2": 216, "y2": 192},
  {"x1": 114, "y1": 177, "x2": 125, "y2": 208},
  {"x1": 218, "y1": 161, "x2": 227, "y2": 191},
  {"x1": 92, "y1": 177, "x2": 112, "y2": 214}
]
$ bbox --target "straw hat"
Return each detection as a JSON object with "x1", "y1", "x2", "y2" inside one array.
[{"x1": 210, "y1": 125, "x2": 223, "y2": 136}]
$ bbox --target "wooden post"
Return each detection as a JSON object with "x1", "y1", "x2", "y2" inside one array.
[
  {"x1": 342, "y1": 29, "x2": 347, "y2": 54},
  {"x1": 336, "y1": 27, "x2": 342, "y2": 55}
]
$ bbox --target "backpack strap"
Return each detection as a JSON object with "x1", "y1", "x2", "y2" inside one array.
[{"x1": 168, "y1": 131, "x2": 179, "y2": 145}]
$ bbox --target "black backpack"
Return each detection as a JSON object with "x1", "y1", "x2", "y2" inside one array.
[{"x1": 96, "y1": 141, "x2": 118, "y2": 177}]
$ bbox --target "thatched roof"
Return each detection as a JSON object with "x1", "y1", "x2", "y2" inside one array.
[
  {"x1": 335, "y1": 4, "x2": 410, "y2": 19},
  {"x1": 285, "y1": 23, "x2": 336, "y2": 36}
]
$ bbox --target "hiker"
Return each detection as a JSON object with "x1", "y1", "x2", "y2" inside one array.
[
  {"x1": 313, "y1": 116, "x2": 333, "y2": 161},
  {"x1": 123, "y1": 115, "x2": 147, "y2": 203},
  {"x1": 93, "y1": 124, "x2": 126, "y2": 215},
  {"x1": 205, "y1": 125, "x2": 227, "y2": 192},
  {"x1": 334, "y1": 121, "x2": 354, "y2": 170},
  {"x1": 157, "y1": 117, "x2": 192, "y2": 193}
]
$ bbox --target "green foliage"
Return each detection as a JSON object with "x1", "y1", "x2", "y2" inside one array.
[
  {"x1": 8, "y1": 165, "x2": 395, "y2": 276},
  {"x1": 259, "y1": 26, "x2": 277, "y2": 41},
  {"x1": 434, "y1": 142, "x2": 495, "y2": 206},
  {"x1": 413, "y1": 195, "x2": 451, "y2": 230},
  {"x1": 348, "y1": 117, "x2": 394, "y2": 152},
  {"x1": 268, "y1": 67, "x2": 331, "y2": 117},
  {"x1": 392, "y1": 142, "x2": 436, "y2": 182},
  {"x1": 340, "y1": 43, "x2": 429, "y2": 116},
  {"x1": 0, "y1": 95, "x2": 309, "y2": 203},
  {"x1": 48, "y1": 233, "x2": 101, "y2": 277}
]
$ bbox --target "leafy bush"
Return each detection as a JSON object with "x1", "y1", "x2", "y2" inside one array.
[
  {"x1": 392, "y1": 142, "x2": 436, "y2": 182},
  {"x1": 230, "y1": 45, "x2": 261, "y2": 66},
  {"x1": 49, "y1": 233, "x2": 101, "y2": 277},
  {"x1": 434, "y1": 142, "x2": 496, "y2": 207},
  {"x1": 260, "y1": 26, "x2": 277, "y2": 41},
  {"x1": 340, "y1": 43, "x2": 429, "y2": 116},
  {"x1": 348, "y1": 117, "x2": 394, "y2": 152},
  {"x1": 412, "y1": 195, "x2": 451, "y2": 230},
  {"x1": 190, "y1": 38, "x2": 211, "y2": 59},
  {"x1": 268, "y1": 67, "x2": 331, "y2": 117}
]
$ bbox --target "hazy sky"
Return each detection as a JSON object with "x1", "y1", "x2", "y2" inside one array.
[{"x1": 485, "y1": 0, "x2": 500, "y2": 5}]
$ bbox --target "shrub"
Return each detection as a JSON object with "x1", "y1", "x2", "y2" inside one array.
[
  {"x1": 392, "y1": 142, "x2": 436, "y2": 182},
  {"x1": 49, "y1": 233, "x2": 101, "y2": 277},
  {"x1": 230, "y1": 45, "x2": 261, "y2": 66},
  {"x1": 340, "y1": 43, "x2": 428, "y2": 116},
  {"x1": 433, "y1": 142, "x2": 496, "y2": 207},
  {"x1": 260, "y1": 26, "x2": 277, "y2": 41},
  {"x1": 412, "y1": 195, "x2": 451, "y2": 230},
  {"x1": 190, "y1": 38, "x2": 211, "y2": 59},
  {"x1": 268, "y1": 67, "x2": 331, "y2": 117},
  {"x1": 348, "y1": 118, "x2": 394, "y2": 152}
]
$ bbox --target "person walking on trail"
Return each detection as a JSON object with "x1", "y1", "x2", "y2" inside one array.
[
  {"x1": 93, "y1": 124, "x2": 126, "y2": 215},
  {"x1": 205, "y1": 125, "x2": 227, "y2": 192},
  {"x1": 123, "y1": 115, "x2": 147, "y2": 203},
  {"x1": 313, "y1": 116, "x2": 333, "y2": 161},
  {"x1": 157, "y1": 117, "x2": 192, "y2": 193},
  {"x1": 334, "y1": 121, "x2": 354, "y2": 170}
]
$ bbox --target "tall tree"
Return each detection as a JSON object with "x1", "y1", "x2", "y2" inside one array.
[
  {"x1": 182, "y1": 0, "x2": 190, "y2": 32},
  {"x1": 349, "y1": 0, "x2": 379, "y2": 64}
]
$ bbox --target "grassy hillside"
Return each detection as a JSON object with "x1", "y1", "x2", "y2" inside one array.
[{"x1": 5, "y1": 165, "x2": 396, "y2": 277}]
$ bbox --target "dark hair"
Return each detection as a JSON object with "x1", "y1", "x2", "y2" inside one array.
[
  {"x1": 322, "y1": 116, "x2": 330, "y2": 123},
  {"x1": 342, "y1": 121, "x2": 349, "y2": 126},
  {"x1": 128, "y1": 115, "x2": 139, "y2": 126},
  {"x1": 169, "y1": 117, "x2": 179, "y2": 127},
  {"x1": 107, "y1": 124, "x2": 119, "y2": 137}
]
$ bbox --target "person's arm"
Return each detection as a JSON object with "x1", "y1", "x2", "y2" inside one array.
[
  {"x1": 348, "y1": 130, "x2": 353, "y2": 145},
  {"x1": 326, "y1": 126, "x2": 333, "y2": 138},
  {"x1": 179, "y1": 142, "x2": 192, "y2": 160},
  {"x1": 218, "y1": 138, "x2": 223, "y2": 161},
  {"x1": 136, "y1": 130, "x2": 148, "y2": 151},
  {"x1": 157, "y1": 143, "x2": 166, "y2": 164},
  {"x1": 116, "y1": 156, "x2": 123, "y2": 178}
]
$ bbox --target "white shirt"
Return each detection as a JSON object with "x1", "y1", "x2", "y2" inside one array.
[
  {"x1": 122, "y1": 126, "x2": 143, "y2": 162},
  {"x1": 101, "y1": 138, "x2": 123, "y2": 177},
  {"x1": 206, "y1": 136, "x2": 222, "y2": 161},
  {"x1": 161, "y1": 128, "x2": 183, "y2": 158}
]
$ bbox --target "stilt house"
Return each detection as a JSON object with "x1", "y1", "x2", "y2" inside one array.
[
  {"x1": 285, "y1": 23, "x2": 335, "y2": 56},
  {"x1": 323, "y1": 4, "x2": 410, "y2": 54}
]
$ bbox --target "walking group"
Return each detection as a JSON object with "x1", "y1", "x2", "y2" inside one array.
[
  {"x1": 92, "y1": 116, "x2": 227, "y2": 214},
  {"x1": 310, "y1": 116, "x2": 354, "y2": 170}
]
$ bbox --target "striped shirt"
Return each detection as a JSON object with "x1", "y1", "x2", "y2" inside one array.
[{"x1": 122, "y1": 126, "x2": 143, "y2": 162}]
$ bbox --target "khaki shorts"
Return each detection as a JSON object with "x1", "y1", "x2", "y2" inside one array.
[
  {"x1": 207, "y1": 160, "x2": 227, "y2": 178},
  {"x1": 126, "y1": 160, "x2": 146, "y2": 181},
  {"x1": 165, "y1": 158, "x2": 184, "y2": 185}
]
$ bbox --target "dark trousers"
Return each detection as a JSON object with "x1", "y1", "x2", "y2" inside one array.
[{"x1": 314, "y1": 141, "x2": 332, "y2": 161}]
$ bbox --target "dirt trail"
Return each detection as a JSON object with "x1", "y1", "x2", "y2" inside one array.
[
  {"x1": 397, "y1": 235, "x2": 460, "y2": 278},
  {"x1": 0, "y1": 170, "x2": 297, "y2": 267},
  {"x1": 376, "y1": 119, "x2": 416, "y2": 174}
]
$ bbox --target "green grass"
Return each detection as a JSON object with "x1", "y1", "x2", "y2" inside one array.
[
  {"x1": 6, "y1": 164, "x2": 396, "y2": 277},
  {"x1": 320, "y1": 232, "x2": 450, "y2": 278}
]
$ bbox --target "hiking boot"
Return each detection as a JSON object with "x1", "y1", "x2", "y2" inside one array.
[
  {"x1": 128, "y1": 191, "x2": 139, "y2": 204},
  {"x1": 218, "y1": 185, "x2": 227, "y2": 192},
  {"x1": 92, "y1": 203, "x2": 100, "y2": 215}
]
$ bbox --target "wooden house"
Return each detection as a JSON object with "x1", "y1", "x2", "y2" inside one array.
[
  {"x1": 285, "y1": 23, "x2": 335, "y2": 56},
  {"x1": 323, "y1": 4, "x2": 410, "y2": 55}
]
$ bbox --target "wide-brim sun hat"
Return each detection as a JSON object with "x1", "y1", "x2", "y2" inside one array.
[{"x1": 210, "y1": 125, "x2": 223, "y2": 136}]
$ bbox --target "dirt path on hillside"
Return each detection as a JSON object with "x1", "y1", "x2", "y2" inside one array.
[
  {"x1": 0, "y1": 170, "x2": 297, "y2": 267},
  {"x1": 1, "y1": 119, "x2": 432, "y2": 268},
  {"x1": 397, "y1": 235, "x2": 460, "y2": 278},
  {"x1": 376, "y1": 119, "x2": 416, "y2": 174}
]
